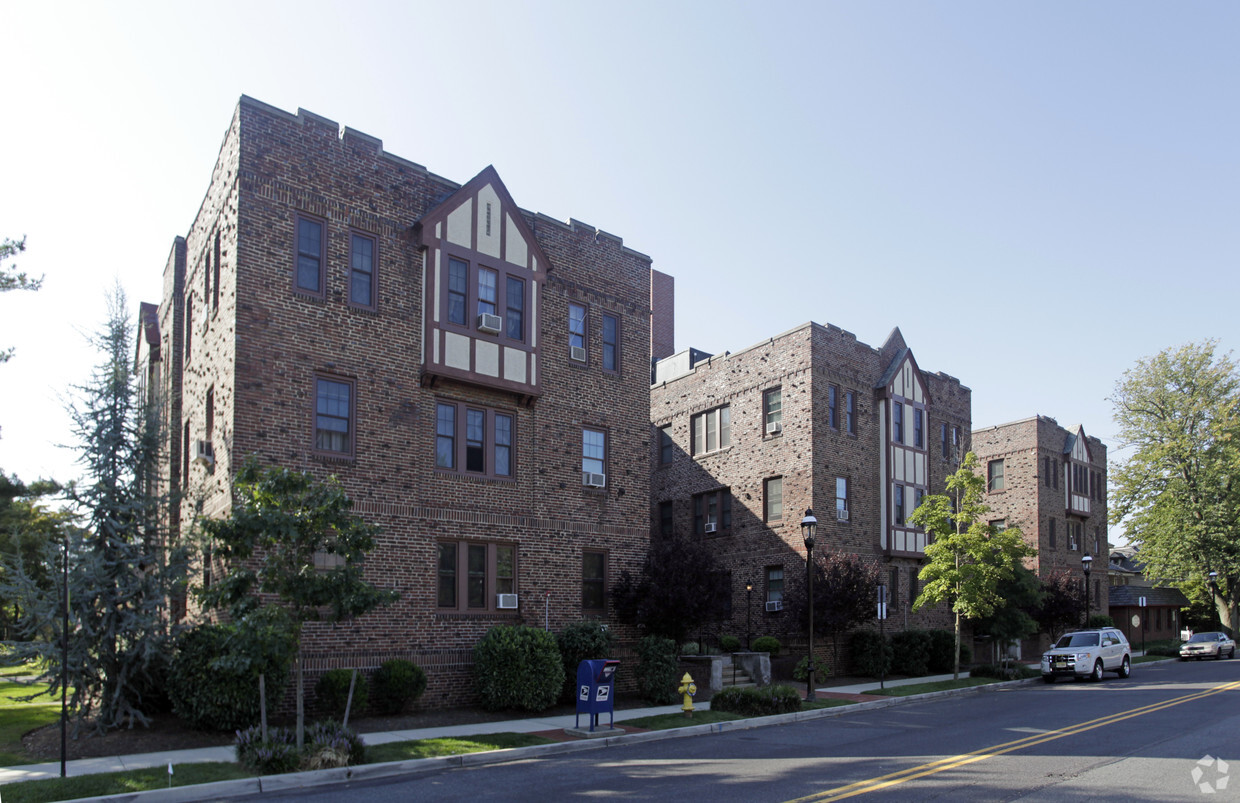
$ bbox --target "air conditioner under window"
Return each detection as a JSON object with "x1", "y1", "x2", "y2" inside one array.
[
  {"x1": 765, "y1": 600, "x2": 783, "y2": 613},
  {"x1": 703, "y1": 522, "x2": 717, "y2": 534},
  {"x1": 766, "y1": 422, "x2": 783, "y2": 435},
  {"x1": 583, "y1": 472, "x2": 606, "y2": 488},
  {"x1": 570, "y1": 345, "x2": 587, "y2": 362},
  {"x1": 477, "y1": 313, "x2": 502, "y2": 335},
  {"x1": 836, "y1": 507, "x2": 849, "y2": 522},
  {"x1": 496, "y1": 593, "x2": 519, "y2": 610},
  {"x1": 193, "y1": 439, "x2": 214, "y2": 467}
]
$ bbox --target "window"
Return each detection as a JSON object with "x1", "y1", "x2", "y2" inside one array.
[
  {"x1": 436, "y1": 401, "x2": 515, "y2": 478},
  {"x1": 658, "y1": 425, "x2": 674, "y2": 464},
  {"x1": 583, "y1": 427, "x2": 606, "y2": 479},
  {"x1": 184, "y1": 296, "x2": 192, "y2": 363},
  {"x1": 691, "y1": 405, "x2": 731, "y2": 455},
  {"x1": 913, "y1": 408, "x2": 924, "y2": 449},
  {"x1": 915, "y1": 488, "x2": 926, "y2": 511},
  {"x1": 203, "y1": 251, "x2": 211, "y2": 312},
  {"x1": 569, "y1": 303, "x2": 587, "y2": 358},
  {"x1": 447, "y1": 257, "x2": 468, "y2": 325},
  {"x1": 602, "y1": 313, "x2": 619, "y2": 372},
  {"x1": 658, "y1": 501, "x2": 674, "y2": 537},
  {"x1": 845, "y1": 391, "x2": 856, "y2": 435},
  {"x1": 987, "y1": 459, "x2": 1005, "y2": 492},
  {"x1": 477, "y1": 267, "x2": 497, "y2": 317},
  {"x1": 1094, "y1": 527, "x2": 1101, "y2": 556},
  {"x1": 764, "y1": 388, "x2": 782, "y2": 433},
  {"x1": 893, "y1": 402, "x2": 903, "y2": 443},
  {"x1": 315, "y1": 377, "x2": 354, "y2": 456},
  {"x1": 1049, "y1": 518, "x2": 1057, "y2": 549},
  {"x1": 894, "y1": 485, "x2": 905, "y2": 526},
  {"x1": 694, "y1": 489, "x2": 732, "y2": 534},
  {"x1": 583, "y1": 551, "x2": 606, "y2": 612},
  {"x1": 764, "y1": 477, "x2": 783, "y2": 522},
  {"x1": 182, "y1": 421, "x2": 191, "y2": 488},
  {"x1": 295, "y1": 214, "x2": 325, "y2": 296},
  {"x1": 766, "y1": 566, "x2": 784, "y2": 604},
  {"x1": 835, "y1": 477, "x2": 849, "y2": 520},
  {"x1": 506, "y1": 277, "x2": 525, "y2": 341},
  {"x1": 205, "y1": 386, "x2": 214, "y2": 439},
  {"x1": 349, "y1": 232, "x2": 377, "y2": 309},
  {"x1": 212, "y1": 230, "x2": 221, "y2": 310},
  {"x1": 437, "y1": 541, "x2": 517, "y2": 612},
  {"x1": 828, "y1": 386, "x2": 838, "y2": 428},
  {"x1": 942, "y1": 424, "x2": 950, "y2": 458},
  {"x1": 990, "y1": 519, "x2": 1007, "y2": 530},
  {"x1": 908, "y1": 571, "x2": 917, "y2": 608},
  {"x1": 951, "y1": 426, "x2": 960, "y2": 459}
]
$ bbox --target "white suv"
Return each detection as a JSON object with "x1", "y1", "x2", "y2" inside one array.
[{"x1": 1041, "y1": 628, "x2": 1131, "y2": 683}]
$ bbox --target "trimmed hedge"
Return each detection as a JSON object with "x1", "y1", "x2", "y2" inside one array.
[
  {"x1": 971, "y1": 663, "x2": 1040, "y2": 680},
  {"x1": 710, "y1": 684, "x2": 802, "y2": 717},
  {"x1": 849, "y1": 631, "x2": 892, "y2": 678},
  {"x1": 752, "y1": 636, "x2": 782, "y2": 656},
  {"x1": 890, "y1": 630, "x2": 932, "y2": 677},
  {"x1": 315, "y1": 668, "x2": 369, "y2": 719},
  {"x1": 371, "y1": 659, "x2": 427, "y2": 715},
  {"x1": 556, "y1": 620, "x2": 615, "y2": 703},
  {"x1": 720, "y1": 635, "x2": 741, "y2": 652},
  {"x1": 927, "y1": 630, "x2": 971, "y2": 673},
  {"x1": 474, "y1": 625, "x2": 564, "y2": 712},
  {"x1": 168, "y1": 623, "x2": 292, "y2": 732},
  {"x1": 637, "y1": 635, "x2": 680, "y2": 704}
]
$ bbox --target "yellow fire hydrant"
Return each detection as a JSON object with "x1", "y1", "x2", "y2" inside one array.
[{"x1": 678, "y1": 672, "x2": 697, "y2": 717}]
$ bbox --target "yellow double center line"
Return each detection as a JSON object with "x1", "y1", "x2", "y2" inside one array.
[{"x1": 790, "y1": 679, "x2": 1240, "y2": 802}]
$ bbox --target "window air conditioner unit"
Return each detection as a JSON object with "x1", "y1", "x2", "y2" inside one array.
[
  {"x1": 765, "y1": 600, "x2": 783, "y2": 613},
  {"x1": 476, "y1": 313, "x2": 502, "y2": 335},
  {"x1": 496, "y1": 593, "x2": 519, "y2": 610},
  {"x1": 583, "y1": 472, "x2": 607, "y2": 488},
  {"x1": 836, "y1": 507, "x2": 849, "y2": 522},
  {"x1": 703, "y1": 522, "x2": 717, "y2": 534},
  {"x1": 766, "y1": 422, "x2": 782, "y2": 435},
  {"x1": 193, "y1": 439, "x2": 214, "y2": 467},
  {"x1": 570, "y1": 345, "x2": 587, "y2": 362}
]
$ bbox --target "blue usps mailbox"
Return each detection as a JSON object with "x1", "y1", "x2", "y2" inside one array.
[{"x1": 575, "y1": 659, "x2": 620, "y2": 732}]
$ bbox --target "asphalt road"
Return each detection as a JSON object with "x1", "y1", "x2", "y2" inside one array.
[{"x1": 255, "y1": 657, "x2": 1240, "y2": 802}]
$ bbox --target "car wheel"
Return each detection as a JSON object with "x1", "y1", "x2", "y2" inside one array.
[
  {"x1": 1042, "y1": 674, "x2": 1055, "y2": 684},
  {"x1": 1091, "y1": 660, "x2": 1104, "y2": 682},
  {"x1": 1118, "y1": 656, "x2": 1131, "y2": 678}
]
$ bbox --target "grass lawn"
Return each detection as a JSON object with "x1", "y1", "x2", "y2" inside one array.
[
  {"x1": 0, "y1": 679, "x2": 62, "y2": 765},
  {"x1": 353, "y1": 733, "x2": 555, "y2": 763},
  {"x1": 620, "y1": 710, "x2": 744, "y2": 729},
  {"x1": 2, "y1": 762, "x2": 251, "y2": 803},
  {"x1": 868, "y1": 677, "x2": 1000, "y2": 696}
]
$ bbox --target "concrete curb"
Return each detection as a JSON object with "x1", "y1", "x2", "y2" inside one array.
[{"x1": 69, "y1": 676, "x2": 1039, "y2": 802}]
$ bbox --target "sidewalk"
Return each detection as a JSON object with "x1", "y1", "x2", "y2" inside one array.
[{"x1": 0, "y1": 672, "x2": 970, "y2": 787}]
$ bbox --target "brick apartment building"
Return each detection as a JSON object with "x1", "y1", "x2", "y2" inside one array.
[
  {"x1": 137, "y1": 96, "x2": 669, "y2": 707},
  {"x1": 650, "y1": 323, "x2": 970, "y2": 656},
  {"x1": 971, "y1": 417, "x2": 1110, "y2": 649}
]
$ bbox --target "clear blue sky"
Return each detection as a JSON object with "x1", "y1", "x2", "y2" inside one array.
[{"x1": 2, "y1": 2, "x2": 1237, "y2": 547}]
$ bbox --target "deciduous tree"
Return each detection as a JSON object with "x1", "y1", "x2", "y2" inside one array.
[
  {"x1": 787, "y1": 550, "x2": 880, "y2": 677},
  {"x1": 910, "y1": 452, "x2": 1036, "y2": 679},
  {"x1": 1110, "y1": 340, "x2": 1240, "y2": 636},
  {"x1": 611, "y1": 535, "x2": 728, "y2": 645}
]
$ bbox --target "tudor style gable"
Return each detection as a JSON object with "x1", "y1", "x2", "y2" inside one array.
[
  {"x1": 878, "y1": 346, "x2": 932, "y2": 556},
  {"x1": 1064, "y1": 425, "x2": 1094, "y2": 518},
  {"x1": 416, "y1": 166, "x2": 546, "y2": 401}
]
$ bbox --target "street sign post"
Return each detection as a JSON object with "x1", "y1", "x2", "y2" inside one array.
[{"x1": 877, "y1": 585, "x2": 888, "y2": 690}]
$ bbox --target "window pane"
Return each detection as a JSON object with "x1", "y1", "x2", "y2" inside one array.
[
  {"x1": 845, "y1": 392, "x2": 855, "y2": 434},
  {"x1": 893, "y1": 402, "x2": 903, "y2": 442},
  {"x1": 436, "y1": 403, "x2": 456, "y2": 468},
  {"x1": 466, "y1": 409, "x2": 485, "y2": 472},
  {"x1": 836, "y1": 477, "x2": 847, "y2": 515},
  {"x1": 765, "y1": 388, "x2": 782, "y2": 426},
  {"x1": 495, "y1": 414, "x2": 513, "y2": 477},
  {"x1": 583, "y1": 552, "x2": 605, "y2": 609},
  {"x1": 478, "y1": 268, "x2": 497, "y2": 316},
  {"x1": 350, "y1": 234, "x2": 373, "y2": 306},
  {"x1": 766, "y1": 477, "x2": 783, "y2": 521},
  {"x1": 583, "y1": 428, "x2": 605, "y2": 474},
  {"x1": 768, "y1": 567, "x2": 784, "y2": 602},
  {"x1": 437, "y1": 543, "x2": 457, "y2": 607},
  {"x1": 496, "y1": 545, "x2": 514, "y2": 595},
  {"x1": 602, "y1": 314, "x2": 618, "y2": 371},
  {"x1": 692, "y1": 413, "x2": 705, "y2": 456},
  {"x1": 659, "y1": 425, "x2": 673, "y2": 464},
  {"x1": 506, "y1": 277, "x2": 524, "y2": 340},
  {"x1": 895, "y1": 485, "x2": 905, "y2": 525},
  {"x1": 467, "y1": 544, "x2": 486, "y2": 608},
  {"x1": 316, "y1": 379, "x2": 351, "y2": 453},
  {"x1": 720, "y1": 406, "x2": 731, "y2": 448},
  {"x1": 828, "y1": 386, "x2": 837, "y2": 428},
  {"x1": 914, "y1": 409, "x2": 923, "y2": 448},
  {"x1": 706, "y1": 412, "x2": 717, "y2": 452},
  {"x1": 297, "y1": 218, "x2": 321, "y2": 292},
  {"x1": 569, "y1": 303, "x2": 586, "y2": 348},
  {"x1": 448, "y1": 257, "x2": 467, "y2": 325}
]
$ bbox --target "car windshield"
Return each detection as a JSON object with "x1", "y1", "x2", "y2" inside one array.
[
  {"x1": 1056, "y1": 633, "x2": 1099, "y2": 648},
  {"x1": 1188, "y1": 633, "x2": 1218, "y2": 643}
]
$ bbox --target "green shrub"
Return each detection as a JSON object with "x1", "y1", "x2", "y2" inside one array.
[
  {"x1": 1087, "y1": 614, "x2": 1115, "y2": 629},
  {"x1": 473, "y1": 625, "x2": 564, "y2": 711},
  {"x1": 680, "y1": 641, "x2": 700, "y2": 655},
  {"x1": 710, "y1": 684, "x2": 802, "y2": 717},
  {"x1": 752, "y1": 636, "x2": 782, "y2": 656},
  {"x1": 556, "y1": 620, "x2": 615, "y2": 703},
  {"x1": 168, "y1": 622, "x2": 293, "y2": 731},
  {"x1": 719, "y1": 635, "x2": 741, "y2": 652},
  {"x1": 849, "y1": 631, "x2": 892, "y2": 678},
  {"x1": 926, "y1": 630, "x2": 971, "y2": 673},
  {"x1": 637, "y1": 635, "x2": 680, "y2": 705},
  {"x1": 315, "y1": 668, "x2": 369, "y2": 719},
  {"x1": 890, "y1": 630, "x2": 932, "y2": 677},
  {"x1": 235, "y1": 719, "x2": 365, "y2": 774},
  {"x1": 970, "y1": 663, "x2": 1040, "y2": 680},
  {"x1": 370, "y1": 659, "x2": 427, "y2": 715},
  {"x1": 1147, "y1": 640, "x2": 1182, "y2": 657}
]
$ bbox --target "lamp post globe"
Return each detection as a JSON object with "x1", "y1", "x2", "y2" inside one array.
[
  {"x1": 801, "y1": 509, "x2": 818, "y2": 702},
  {"x1": 1082, "y1": 554, "x2": 1093, "y2": 627}
]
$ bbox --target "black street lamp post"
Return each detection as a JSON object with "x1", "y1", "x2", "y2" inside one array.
[
  {"x1": 1082, "y1": 554, "x2": 1093, "y2": 627},
  {"x1": 746, "y1": 583, "x2": 753, "y2": 651},
  {"x1": 801, "y1": 509, "x2": 817, "y2": 703}
]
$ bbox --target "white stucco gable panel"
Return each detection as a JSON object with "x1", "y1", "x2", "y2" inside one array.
[
  {"x1": 475, "y1": 339, "x2": 500, "y2": 377},
  {"x1": 505, "y1": 213, "x2": 527, "y2": 268},
  {"x1": 446, "y1": 199, "x2": 473, "y2": 248},
  {"x1": 503, "y1": 347, "x2": 527, "y2": 383},
  {"x1": 444, "y1": 331, "x2": 471, "y2": 371},
  {"x1": 476, "y1": 184, "x2": 502, "y2": 258}
]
